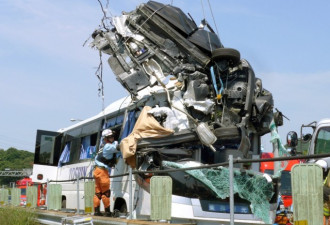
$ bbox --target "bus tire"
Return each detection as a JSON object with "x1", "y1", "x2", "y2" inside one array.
[
  {"x1": 113, "y1": 209, "x2": 120, "y2": 218},
  {"x1": 120, "y1": 203, "x2": 127, "y2": 213}
]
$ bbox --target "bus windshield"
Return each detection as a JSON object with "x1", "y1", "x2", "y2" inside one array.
[{"x1": 315, "y1": 127, "x2": 330, "y2": 154}]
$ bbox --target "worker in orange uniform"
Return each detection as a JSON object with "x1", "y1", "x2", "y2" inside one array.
[{"x1": 93, "y1": 129, "x2": 119, "y2": 217}]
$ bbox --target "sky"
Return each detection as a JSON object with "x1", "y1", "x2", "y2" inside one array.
[{"x1": 0, "y1": 0, "x2": 329, "y2": 153}]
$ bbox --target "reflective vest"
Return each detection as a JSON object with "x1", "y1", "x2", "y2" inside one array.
[{"x1": 324, "y1": 205, "x2": 330, "y2": 216}]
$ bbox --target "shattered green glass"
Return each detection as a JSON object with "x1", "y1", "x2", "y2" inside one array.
[
  {"x1": 270, "y1": 119, "x2": 289, "y2": 177},
  {"x1": 163, "y1": 161, "x2": 274, "y2": 224}
]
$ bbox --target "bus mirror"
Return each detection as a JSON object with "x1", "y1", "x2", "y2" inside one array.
[
  {"x1": 287, "y1": 131, "x2": 298, "y2": 147},
  {"x1": 303, "y1": 133, "x2": 312, "y2": 142}
]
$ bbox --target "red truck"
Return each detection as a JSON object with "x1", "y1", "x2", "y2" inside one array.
[
  {"x1": 260, "y1": 152, "x2": 300, "y2": 208},
  {"x1": 16, "y1": 177, "x2": 46, "y2": 206}
]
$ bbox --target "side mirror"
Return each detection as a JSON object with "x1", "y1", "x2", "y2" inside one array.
[
  {"x1": 290, "y1": 147, "x2": 297, "y2": 156},
  {"x1": 303, "y1": 133, "x2": 312, "y2": 142},
  {"x1": 274, "y1": 111, "x2": 283, "y2": 127},
  {"x1": 287, "y1": 131, "x2": 298, "y2": 147}
]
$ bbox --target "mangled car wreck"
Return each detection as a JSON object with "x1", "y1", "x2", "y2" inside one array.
[{"x1": 88, "y1": 1, "x2": 281, "y2": 223}]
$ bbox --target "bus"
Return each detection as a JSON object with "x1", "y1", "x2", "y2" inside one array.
[
  {"x1": 31, "y1": 95, "x2": 281, "y2": 224},
  {"x1": 30, "y1": 1, "x2": 282, "y2": 224}
]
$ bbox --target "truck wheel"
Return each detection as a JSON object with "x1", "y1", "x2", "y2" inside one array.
[{"x1": 211, "y1": 48, "x2": 240, "y2": 65}]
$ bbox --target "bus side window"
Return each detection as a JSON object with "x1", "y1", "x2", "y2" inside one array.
[
  {"x1": 80, "y1": 133, "x2": 98, "y2": 160},
  {"x1": 58, "y1": 142, "x2": 71, "y2": 167}
]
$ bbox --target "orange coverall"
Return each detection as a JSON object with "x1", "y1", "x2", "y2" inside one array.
[{"x1": 93, "y1": 167, "x2": 110, "y2": 208}]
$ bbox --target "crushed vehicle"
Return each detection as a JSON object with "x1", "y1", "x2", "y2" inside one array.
[
  {"x1": 31, "y1": 1, "x2": 284, "y2": 224},
  {"x1": 88, "y1": 1, "x2": 283, "y2": 223},
  {"x1": 91, "y1": 0, "x2": 277, "y2": 163}
]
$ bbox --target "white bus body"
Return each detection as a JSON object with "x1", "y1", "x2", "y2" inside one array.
[{"x1": 31, "y1": 96, "x2": 278, "y2": 225}]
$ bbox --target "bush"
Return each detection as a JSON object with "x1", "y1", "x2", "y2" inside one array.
[{"x1": 0, "y1": 206, "x2": 38, "y2": 225}]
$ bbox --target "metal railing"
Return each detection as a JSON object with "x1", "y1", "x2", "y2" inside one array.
[
  {"x1": 2, "y1": 153, "x2": 330, "y2": 224},
  {"x1": 0, "y1": 169, "x2": 32, "y2": 177}
]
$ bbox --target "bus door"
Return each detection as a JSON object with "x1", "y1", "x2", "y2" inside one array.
[{"x1": 34, "y1": 130, "x2": 62, "y2": 166}]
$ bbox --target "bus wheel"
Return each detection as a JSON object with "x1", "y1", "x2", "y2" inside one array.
[
  {"x1": 61, "y1": 197, "x2": 66, "y2": 209},
  {"x1": 120, "y1": 203, "x2": 127, "y2": 213},
  {"x1": 113, "y1": 209, "x2": 120, "y2": 218},
  {"x1": 113, "y1": 204, "x2": 127, "y2": 218}
]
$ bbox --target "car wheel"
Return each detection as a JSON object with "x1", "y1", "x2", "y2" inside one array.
[{"x1": 211, "y1": 48, "x2": 240, "y2": 65}]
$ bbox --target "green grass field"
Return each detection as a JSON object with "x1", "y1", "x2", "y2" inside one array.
[{"x1": 0, "y1": 206, "x2": 38, "y2": 225}]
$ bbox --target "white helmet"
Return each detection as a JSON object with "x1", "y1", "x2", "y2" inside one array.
[
  {"x1": 316, "y1": 160, "x2": 328, "y2": 171},
  {"x1": 102, "y1": 129, "x2": 113, "y2": 137}
]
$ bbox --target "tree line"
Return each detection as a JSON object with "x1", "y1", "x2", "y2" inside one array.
[{"x1": 0, "y1": 147, "x2": 34, "y2": 185}]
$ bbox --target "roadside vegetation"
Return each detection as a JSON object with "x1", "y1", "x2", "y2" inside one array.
[
  {"x1": 0, "y1": 147, "x2": 34, "y2": 186},
  {"x1": 0, "y1": 206, "x2": 38, "y2": 225}
]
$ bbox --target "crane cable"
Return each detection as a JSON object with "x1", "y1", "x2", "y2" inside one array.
[{"x1": 207, "y1": 0, "x2": 220, "y2": 38}]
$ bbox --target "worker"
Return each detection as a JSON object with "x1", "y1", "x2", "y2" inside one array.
[{"x1": 93, "y1": 129, "x2": 119, "y2": 217}]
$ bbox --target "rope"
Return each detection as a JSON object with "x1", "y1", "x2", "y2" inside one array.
[{"x1": 210, "y1": 66, "x2": 223, "y2": 101}]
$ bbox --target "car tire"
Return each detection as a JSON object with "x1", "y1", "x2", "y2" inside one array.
[{"x1": 211, "y1": 48, "x2": 240, "y2": 65}]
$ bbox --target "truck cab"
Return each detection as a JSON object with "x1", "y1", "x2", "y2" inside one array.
[
  {"x1": 306, "y1": 119, "x2": 330, "y2": 155},
  {"x1": 300, "y1": 119, "x2": 330, "y2": 168},
  {"x1": 289, "y1": 119, "x2": 330, "y2": 164}
]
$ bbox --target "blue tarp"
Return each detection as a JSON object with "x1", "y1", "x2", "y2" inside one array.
[
  {"x1": 58, "y1": 143, "x2": 70, "y2": 167},
  {"x1": 120, "y1": 111, "x2": 136, "y2": 140}
]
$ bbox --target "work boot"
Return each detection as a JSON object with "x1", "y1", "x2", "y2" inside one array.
[
  {"x1": 104, "y1": 206, "x2": 112, "y2": 217},
  {"x1": 94, "y1": 206, "x2": 103, "y2": 216}
]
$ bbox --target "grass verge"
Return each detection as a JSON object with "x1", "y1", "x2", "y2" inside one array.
[{"x1": 0, "y1": 206, "x2": 38, "y2": 225}]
